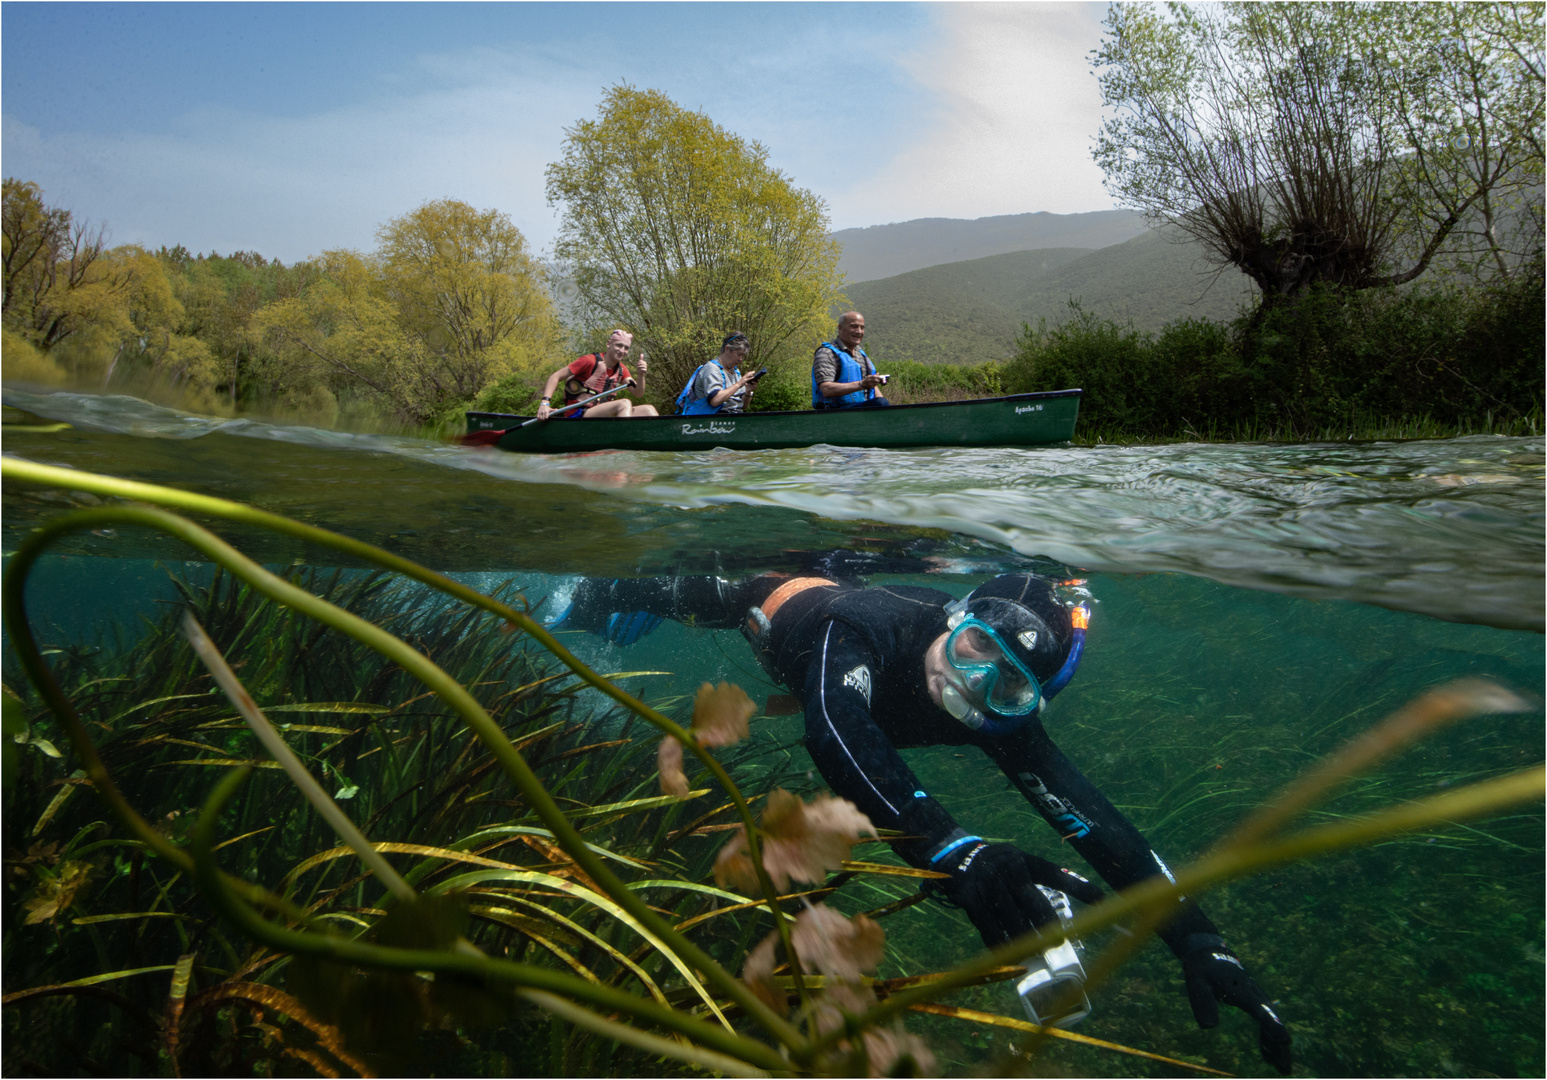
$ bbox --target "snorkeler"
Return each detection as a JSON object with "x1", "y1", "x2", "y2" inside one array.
[{"x1": 550, "y1": 568, "x2": 1293, "y2": 1073}]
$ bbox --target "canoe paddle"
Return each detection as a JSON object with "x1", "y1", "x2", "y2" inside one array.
[{"x1": 519, "y1": 378, "x2": 638, "y2": 427}]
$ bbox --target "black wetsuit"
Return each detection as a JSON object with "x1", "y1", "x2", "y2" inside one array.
[{"x1": 566, "y1": 574, "x2": 1224, "y2": 960}]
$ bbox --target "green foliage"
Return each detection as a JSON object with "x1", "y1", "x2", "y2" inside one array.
[
  {"x1": 252, "y1": 199, "x2": 563, "y2": 427},
  {"x1": 1006, "y1": 269, "x2": 1546, "y2": 441},
  {"x1": 374, "y1": 198, "x2": 563, "y2": 400},
  {"x1": 157, "y1": 246, "x2": 321, "y2": 406},
  {"x1": 546, "y1": 86, "x2": 845, "y2": 410},
  {"x1": 468, "y1": 369, "x2": 542, "y2": 416},
  {"x1": 746, "y1": 367, "x2": 808, "y2": 412},
  {"x1": 0, "y1": 326, "x2": 65, "y2": 385},
  {"x1": 1, "y1": 181, "x2": 223, "y2": 406},
  {"x1": 3, "y1": 184, "x2": 562, "y2": 428},
  {"x1": 1093, "y1": 2, "x2": 1545, "y2": 307},
  {"x1": 869, "y1": 360, "x2": 1005, "y2": 405}
]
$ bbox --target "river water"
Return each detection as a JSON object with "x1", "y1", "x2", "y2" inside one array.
[{"x1": 4, "y1": 386, "x2": 1543, "y2": 1078}]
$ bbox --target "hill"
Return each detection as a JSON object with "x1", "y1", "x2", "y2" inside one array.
[
  {"x1": 843, "y1": 229, "x2": 1258, "y2": 366},
  {"x1": 831, "y1": 209, "x2": 1149, "y2": 283}
]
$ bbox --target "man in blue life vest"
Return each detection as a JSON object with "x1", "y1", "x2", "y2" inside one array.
[
  {"x1": 535, "y1": 330, "x2": 660, "y2": 421},
  {"x1": 812, "y1": 312, "x2": 891, "y2": 409},
  {"x1": 677, "y1": 333, "x2": 764, "y2": 416}
]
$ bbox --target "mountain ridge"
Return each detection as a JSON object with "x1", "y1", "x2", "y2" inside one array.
[
  {"x1": 831, "y1": 208, "x2": 1150, "y2": 283},
  {"x1": 841, "y1": 229, "x2": 1257, "y2": 365}
]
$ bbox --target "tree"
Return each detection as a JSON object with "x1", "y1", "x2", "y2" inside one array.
[
  {"x1": 1379, "y1": 2, "x2": 1545, "y2": 282},
  {"x1": 1092, "y1": 2, "x2": 1544, "y2": 308},
  {"x1": 253, "y1": 200, "x2": 560, "y2": 425},
  {"x1": 163, "y1": 249, "x2": 326, "y2": 405},
  {"x1": 96, "y1": 246, "x2": 217, "y2": 393},
  {"x1": 1, "y1": 181, "x2": 215, "y2": 394},
  {"x1": 546, "y1": 86, "x2": 844, "y2": 399},
  {"x1": 251, "y1": 249, "x2": 430, "y2": 423},
  {"x1": 375, "y1": 199, "x2": 561, "y2": 403},
  {"x1": 2, "y1": 179, "x2": 126, "y2": 350}
]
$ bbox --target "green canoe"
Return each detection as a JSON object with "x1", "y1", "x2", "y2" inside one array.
[{"x1": 463, "y1": 389, "x2": 1080, "y2": 453}]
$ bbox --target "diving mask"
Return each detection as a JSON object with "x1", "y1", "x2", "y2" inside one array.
[
  {"x1": 937, "y1": 592, "x2": 1091, "y2": 734},
  {"x1": 942, "y1": 616, "x2": 1044, "y2": 721},
  {"x1": 935, "y1": 595, "x2": 1051, "y2": 733}
]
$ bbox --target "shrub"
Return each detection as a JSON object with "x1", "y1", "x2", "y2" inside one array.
[{"x1": 1005, "y1": 269, "x2": 1544, "y2": 441}]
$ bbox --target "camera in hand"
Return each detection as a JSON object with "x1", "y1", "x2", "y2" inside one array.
[
  {"x1": 750, "y1": 367, "x2": 768, "y2": 381},
  {"x1": 877, "y1": 374, "x2": 890, "y2": 385},
  {"x1": 1015, "y1": 886, "x2": 1091, "y2": 1029}
]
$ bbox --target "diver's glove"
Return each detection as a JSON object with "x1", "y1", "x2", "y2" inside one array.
[
  {"x1": 1178, "y1": 934, "x2": 1292, "y2": 1075},
  {"x1": 927, "y1": 836, "x2": 1104, "y2": 949},
  {"x1": 547, "y1": 579, "x2": 663, "y2": 646}
]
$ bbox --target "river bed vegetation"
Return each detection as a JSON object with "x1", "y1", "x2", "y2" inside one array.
[{"x1": 2, "y1": 459, "x2": 1541, "y2": 1077}]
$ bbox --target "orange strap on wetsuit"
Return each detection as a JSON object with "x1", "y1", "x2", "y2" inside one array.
[{"x1": 745, "y1": 576, "x2": 837, "y2": 637}]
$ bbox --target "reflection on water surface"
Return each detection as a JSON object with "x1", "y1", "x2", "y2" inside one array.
[{"x1": 5, "y1": 387, "x2": 1543, "y2": 630}]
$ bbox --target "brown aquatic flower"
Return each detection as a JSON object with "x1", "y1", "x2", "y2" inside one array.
[
  {"x1": 857, "y1": 1026, "x2": 937, "y2": 1077},
  {"x1": 690, "y1": 681, "x2": 754, "y2": 747},
  {"x1": 741, "y1": 903, "x2": 884, "y2": 1017},
  {"x1": 741, "y1": 932, "x2": 787, "y2": 1015},
  {"x1": 743, "y1": 901, "x2": 934, "y2": 1074},
  {"x1": 714, "y1": 789, "x2": 876, "y2": 892},
  {"x1": 792, "y1": 903, "x2": 885, "y2": 981},
  {"x1": 662, "y1": 682, "x2": 754, "y2": 798},
  {"x1": 657, "y1": 736, "x2": 690, "y2": 798},
  {"x1": 813, "y1": 982, "x2": 936, "y2": 1077}
]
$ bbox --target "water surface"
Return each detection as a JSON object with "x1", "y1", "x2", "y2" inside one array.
[{"x1": 3, "y1": 387, "x2": 1542, "y2": 1078}]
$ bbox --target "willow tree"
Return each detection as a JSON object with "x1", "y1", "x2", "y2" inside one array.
[
  {"x1": 1092, "y1": 2, "x2": 1544, "y2": 309},
  {"x1": 545, "y1": 86, "x2": 844, "y2": 397},
  {"x1": 375, "y1": 199, "x2": 561, "y2": 393},
  {"x1": 1, "y1": 181, "x2": 215, "y2": 393},
  {"x1": 254, "y1": 200, "x2": 561, "y2": 424},
  {"x1": 3, "y1": 179, "x2": 124, "y2": 352}
]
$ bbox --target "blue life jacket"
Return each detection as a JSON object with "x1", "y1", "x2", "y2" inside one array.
[
  {"x1": 676, "y1": 359, "x2": 740, "y2": 415},
  {"x1": 811, "y1": 342, "x2": 874, "y2": 408}
]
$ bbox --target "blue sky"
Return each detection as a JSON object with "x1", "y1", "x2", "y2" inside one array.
[{"x1": 2, "y1": 2, "x2": 1116, "y2": 263}]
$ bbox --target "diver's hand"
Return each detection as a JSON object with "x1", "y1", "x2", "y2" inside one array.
[
  {"x1": 600, "y1": 611, "x2": 663, "y2": 646},
  {"x1": 1180, "y1": 937, "x2": 1292, "y2": 1075},
  {"x1": 547, "y1": 580, "x2": 662, "y2": 646},
  {"x1": 934, "y1": 841, "x2": 1104, "y2": 949}
]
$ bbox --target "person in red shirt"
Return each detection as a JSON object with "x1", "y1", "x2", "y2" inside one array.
[{"x1": 534, "y1": 330, "x2": 659, "y2": 420}]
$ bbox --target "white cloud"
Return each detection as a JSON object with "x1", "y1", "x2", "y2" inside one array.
[{"x1": 830, "y1": 1, "x2": 1114, "y2": 227}]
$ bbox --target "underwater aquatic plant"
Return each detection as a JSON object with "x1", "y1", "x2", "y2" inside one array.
[{"x1": 3, "y1": 456, "x2": 1541, "y2": 1078}]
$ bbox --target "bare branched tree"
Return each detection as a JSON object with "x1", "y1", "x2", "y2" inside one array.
[
  {"x1": 1093, "y1": 2, "x2": 1544, "y2": 310},
  {"x1": 2, "y1": 178, "x2": 120, "y2": 348}
]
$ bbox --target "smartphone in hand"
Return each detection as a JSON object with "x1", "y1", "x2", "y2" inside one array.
[{"x1": 750, "y1": 367, "x2": 769, "y2": 381}]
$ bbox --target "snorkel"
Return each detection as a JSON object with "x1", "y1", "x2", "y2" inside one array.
[{"x1": 1040, "y1": 603, "x2": 1089, "y2": 700}]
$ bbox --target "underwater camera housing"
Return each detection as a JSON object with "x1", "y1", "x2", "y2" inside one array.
[{"x1": 1016, "y1": 885, "x2": 1091, "y2": 1028}]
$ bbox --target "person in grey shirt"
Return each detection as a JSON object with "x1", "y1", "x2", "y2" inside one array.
[
  {"x1": 812, "y1": 312, "x2": 890, "y2": 409},
  {"x1": 685, "y1": 333, "x2": 762, "y2": 414}
]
